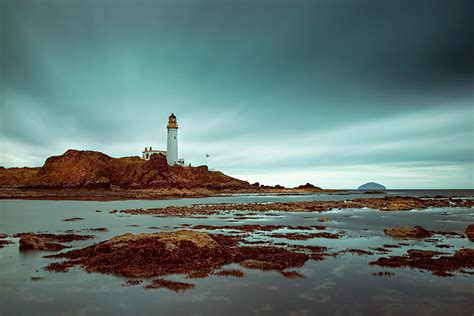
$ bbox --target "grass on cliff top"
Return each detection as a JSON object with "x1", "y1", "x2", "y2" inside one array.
[{"x1": 0, "y1": 167, "x2": 40, "y2": 185}]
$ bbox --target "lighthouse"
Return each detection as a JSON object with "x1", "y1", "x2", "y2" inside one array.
[
  {"x1": 166, "y1": 113, "x2": 178, "y2": 165},
  {"x1": 141, "y1": 113, "x2": 184, "y2": 166}
]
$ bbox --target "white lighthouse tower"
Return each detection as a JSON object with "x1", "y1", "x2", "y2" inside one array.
[{"x1": 166, "y1": 113, "x2": 178, "y2": 165}]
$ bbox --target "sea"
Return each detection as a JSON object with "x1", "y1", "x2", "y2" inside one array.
[{"x1": 0, "y1": 190, "x2": 473, "y2": 315}]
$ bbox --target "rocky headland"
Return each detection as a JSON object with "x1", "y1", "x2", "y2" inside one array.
[{"x1": 0, "y1": 149, "x2": 324, "y2": 200}]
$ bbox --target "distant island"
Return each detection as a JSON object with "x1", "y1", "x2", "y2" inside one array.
[
  {"x1": 357, "y1": 182, "x2": 386, "y2": 191},
  {"x1": 0, "y1": 149, "x2": 327, "y2": 200}
]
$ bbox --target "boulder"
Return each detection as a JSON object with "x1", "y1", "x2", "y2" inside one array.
[
  {"x1": 465, "y1": 224, "x2": 474, "y2": 242},
  {"x1": 19, "y1": 234, "x2": 66, "y2": 251},
  {"x1": 384, "y1": 226, "x2": 433, "y2": 239}
]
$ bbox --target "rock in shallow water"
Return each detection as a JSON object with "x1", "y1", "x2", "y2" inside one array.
[
  {"x1": 17, "y1": 233, "x2": 94, "y2": 251},
  {"x1": 465, "y1": 224, "x2": 474, "y2": 242},
  {"x1": 44, "y1": 230, "x2": 323, "y2": 285},
  {"x1": 369, "y1": 248, "x2": 474, "y2": 276},
  {"x1": 384, "y1": 226, "x2": 433, "y2": 239}
]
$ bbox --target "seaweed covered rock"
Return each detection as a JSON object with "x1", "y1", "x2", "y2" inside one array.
[
  {"x1": 358, "y1": 196, "x2": 449, "y2": 211},
  {"x1": 0, "y1": 234, "x2": 12, "y2": 249},
  {"x1": 18, "y1": 233, "x2": 94, "y2": 251},
  {"x1": 369, "y1": 248, "x2": 474, "y2": 276},
  {"x1": 384, "y1": 226, "x2": 433, "y2": 239},
  {"x1": 20, "y1": 234, "x2": 66, "y2": 251},
  {"x1": 465, "y1": 224, "x2": 474, "y2": 242},
  {"x1": 45, "y1": 230, "x2": 316, "y2": 280}
]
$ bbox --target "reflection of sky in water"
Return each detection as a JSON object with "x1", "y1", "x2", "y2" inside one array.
[{"x1": 0, "y1": 190, "x2": 473, "y2": 315}]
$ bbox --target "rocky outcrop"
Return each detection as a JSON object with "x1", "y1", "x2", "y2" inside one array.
[
  {"x1": 35, "y1": 150, "x2": 115, "y2": 188},
  {"x1": 406, "y1": 249, "x2": 445, "y2": 257},
  {"x1": 19, "y1": 234, "x2": 67, "y2": 251},
  {"x1": 120, "y1": 196, "x2": 469, "y2": 216},
  {"x1": 0, "y1": 234, "x2": 12, "y2": 249},
  {"x1": 0, "y1": 149, "x2": 251, "y2": 191},
  {"x1": 294, "y1": 183, "x2": 322, "y2": 190},
  {"x1": 384, "y1": 226, "x2": 433, "y2": 239},
  {"x1": 17, "y1": 233, "x2": 94, "y2": 251},
  {"x1": 466, "y1": 224, "x2": 474, "y2": 242},
  {"x1": 44, "y1": 230, "x2": 322, "y2": 290},
  {"x1": 369, "y1": 248, "x2": 474, "y2": 276}
]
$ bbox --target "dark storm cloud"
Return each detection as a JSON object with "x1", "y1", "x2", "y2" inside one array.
[{"x1": 0, "y1": 0, "x2": 473, "y2": 188}]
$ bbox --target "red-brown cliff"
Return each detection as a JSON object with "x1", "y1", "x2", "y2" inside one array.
[{"x1": 0, "y1": 150, "x2": 251, "y2": 191}]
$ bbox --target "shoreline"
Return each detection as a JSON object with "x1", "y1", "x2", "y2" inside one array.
[
  {"x1": 0, "y1": 188, "x2": 472, "y2": 202},
  {"x1": 0, "y1": 188, "x2": 338, "y2": 201}
]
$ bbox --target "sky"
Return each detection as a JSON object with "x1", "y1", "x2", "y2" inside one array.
[{"x1": 1, "y1": 0, "x2": 473, "y2": 189}]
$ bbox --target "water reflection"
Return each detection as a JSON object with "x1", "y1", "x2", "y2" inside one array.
[{"x1": 0, "y1": 190, "x2": 473, "y2": 315}]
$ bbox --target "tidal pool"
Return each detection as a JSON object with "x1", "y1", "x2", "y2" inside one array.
[{"x1": 0, "y1": 190, "x2": 473, "y2": 315}]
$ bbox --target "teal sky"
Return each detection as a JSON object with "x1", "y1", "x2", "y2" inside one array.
[{"x1": 1, "y1": 0, "x2": 473, "y2": 189}]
